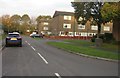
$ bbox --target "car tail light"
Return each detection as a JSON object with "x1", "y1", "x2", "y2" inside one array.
[
  {"x1": 6, "y1": 37, "x2": 11, "y2": 40},
  {"x1": 17, "y1": 37, "x2": 22, "y2": 40}
]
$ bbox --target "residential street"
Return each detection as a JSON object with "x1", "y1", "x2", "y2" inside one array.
[{"x1": 2, "y1": 36, "x2": 118, "y2": 76}]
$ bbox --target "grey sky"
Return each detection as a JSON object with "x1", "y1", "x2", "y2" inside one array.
[{"x1": 0, "y1": 0, "x2": 74, "y2": 17}]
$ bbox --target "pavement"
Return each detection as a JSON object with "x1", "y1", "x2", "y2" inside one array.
[
  {"x1": 0, "y1": 40, "x2": 2, "y2": 50},
  {"x1": 1, "y1": 36, "x2": 118, "y2": 77},
  {"x1": 0, "y1": 40, "x2": 3, "y2": 78}
]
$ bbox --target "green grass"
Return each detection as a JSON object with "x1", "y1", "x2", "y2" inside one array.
[
  {"x1": 64, "y1": 40, "x2": 118, "y2": 52},
  {"x1": 0, "y1": 35, "x2": 2, "y2": 40},
  {"x1": 47, "y1": 41, "x2": 119, "y2": 60},
  {"x1": 0, "y1": 34, "x2": 6, "y2": 40},
  {"x1": 102, "y1": 43, "x2": 118, "y2": 51},
  {"x1": 32, "y1": 37, "x2": 43, "y2": 40}
]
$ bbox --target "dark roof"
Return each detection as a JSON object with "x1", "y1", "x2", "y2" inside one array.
[{"x1": 53, "y1": 11, "x2": 74, "y2": 18}]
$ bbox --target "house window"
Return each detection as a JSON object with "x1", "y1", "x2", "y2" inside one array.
[
  {"x1": 91, "y1": 25, "x2": 98, "y2": 30},
  {"x1": 43, "y1": 22, "x2": 49, "y2": 25},
  {"x1": 69, "y1": 32, "x2": 73, "y2": 36},
  {"x1": 64, "y1": 15, "x2": 71, "y2": 20},
  {"x1": 78, "y1": 24, "x2": 85, "y2": 29},
  {"x1": 81, "y1": 32, "x2": 87, "y2": 36},
  {"x1": 63, "y1": 24, "x2": 71, "y2": 29},
  {"x1": 60, "y1": 31, "x2": 64, "y2": 35},
  {"x1": 43, "y1": 27, "x2": 48, "y2": 30},
  {"x1": 59, "y1": 31, "x2": 65, "y2": 36},
  {"x1": 104, "y1": 26, "x2": 110, "y2": 31}
]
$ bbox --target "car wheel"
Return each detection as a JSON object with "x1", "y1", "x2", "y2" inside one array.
[
  {"x1": 5, "y1": 41, "x2": 9, "y2": 47},
  {"x1": 6, "y1": 43, "x2": 9, "y2": 47},
  {"x1": 19, "y1": 44, "x2": 22, "y2": 47},
  {"x1": 19, "y1": 42, "x2": 22, "y2": 47}
]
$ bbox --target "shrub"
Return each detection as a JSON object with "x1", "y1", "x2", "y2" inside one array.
[{"x1": 91, "y1": 33, "x2": 115, "y2": 43}]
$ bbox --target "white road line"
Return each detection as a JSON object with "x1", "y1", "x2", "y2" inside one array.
[
  {"x1": 25, "y1": 41, "x2": 31, "y2": 45},
  {"x1": 25, "y1": 41, "x2": 28, "y2": 43},
  {"x1": 37, "y1": 53, "x2": 48, "y2": 64},
  {"x1": 31, "y1": 46, "x2": 36, "y2": 51},
  {"x1": 55, "y1": 73, "x2": 61, "y2": 78},
  {"x1": 28, "y1": 43, "x2": 31, "y2": 45}
]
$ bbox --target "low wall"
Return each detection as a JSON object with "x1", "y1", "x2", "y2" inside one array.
[{"x1": 45, "y1": 36, "x2": 92, "y2": 40}]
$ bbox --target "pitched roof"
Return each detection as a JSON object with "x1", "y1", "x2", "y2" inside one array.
[{"x1": 53, "y1": 11, "x2": 74, "y2": 18}]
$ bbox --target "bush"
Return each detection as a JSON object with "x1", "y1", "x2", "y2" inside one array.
[{"x1": 91, "y1": 33, "x2": 115, "y2": 43}]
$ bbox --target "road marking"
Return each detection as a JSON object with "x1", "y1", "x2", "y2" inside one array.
[
  {"x1": 55, "y1": 73, "x2": 61, "y2": 78},
  {"x1": 28, "y1": 43, "x2": 31, "y2": 45},
  {"x1": 31, "y1": 46, "x2": 36, "y2": 51},
  {"x1": 37, "y1": 53, "x2": 48, "y2": 64},
  {"x1": 25, "y1": 41, "x2": 28, "y2": 43},
  {"x1": 25, "y1": 41, "x2": 31, "y2": 45}
]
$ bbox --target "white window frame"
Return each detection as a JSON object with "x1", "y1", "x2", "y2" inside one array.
[
  {"x1": 43, "y1": 22, "x2": 49, "y2": 25},
  {"x1": 43, "y1": 27, "x2": 48, "y2": 30},
  {"x1": 78, "y1": 24, "x2": 85, "y2": 29},
  {"x1": 91, "y1": 25, "x2": 98, "y2": 30},
  {"x1": 63, "y1": 24, "x2": 71, "y2": 29},
  {"x1": 64, "y1": 15, "x2": 71, "y2": 20},
  {"x1": 80, "y1": 32, "x2": 87, "y2": 36},
  {"x1": 68, "y1": 32, "x2": 73, "y2": 36},
  {"x1": 104, "y1": 26, "x2": 110, "y2": 31}
]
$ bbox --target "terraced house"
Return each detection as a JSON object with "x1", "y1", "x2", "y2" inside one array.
[
  {"x1": 49, "y1": 11, "x2": 113, "y2": 37},
  {"x1": 37, "y1": 18, "x2": 51, "y2": 35},
  {"x1": 49, "y1": 11, "x2": 78, "y2": 36}
]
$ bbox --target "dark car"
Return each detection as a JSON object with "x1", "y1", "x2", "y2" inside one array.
[
  {"x1": 6, "y1": 32, "x2": 22, "y2": 47},
  {"x1": 30, "y1": 34, "x2": 43, "y2": 38}
]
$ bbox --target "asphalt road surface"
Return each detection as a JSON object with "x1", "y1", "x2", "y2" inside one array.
[{"x1": 2, "y1": 36, "x2": 118, "y2": 77}]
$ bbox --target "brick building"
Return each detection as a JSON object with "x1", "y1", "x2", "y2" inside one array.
[
  {"x1": 36, "y1": 11, "x2": 113, "y2": 37},
  {"x1": 49, "y1": 11, "x2": 113, "y2": 37},
  {"x1": 37, "y1": 18, "x2": 51, "y2": 35},
  {"x1": 49, "y1": 11, "x2": 79, "y2": 36}
]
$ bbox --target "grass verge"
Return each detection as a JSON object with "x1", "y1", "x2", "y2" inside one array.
[
  {"x1": 47, "y1": 41, "x2": 119, "y2": 60},
  {"x1": 0, "y1": 35, "x2": 2, "y2": 40},
  {"x1": 64, "y1": 40, "x2": 118, "y2": 52},
  {"x1": 32, "y1": 37, "x2": 43, "y2": 40},
  {"x1": 0, "y1": 34, "x2": 6, "y2": 40}
]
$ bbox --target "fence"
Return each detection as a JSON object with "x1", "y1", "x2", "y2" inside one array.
[{"x1": 45, "y1": 36, "x2": 92, "y2": 40}]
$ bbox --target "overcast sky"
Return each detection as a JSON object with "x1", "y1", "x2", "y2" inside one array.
[{"x1": 0, "y1": 0, "x2": 74, "y2": 17}]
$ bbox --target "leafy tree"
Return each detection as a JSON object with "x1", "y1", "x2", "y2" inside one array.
[
  {"x1": 72, "y1": 2, "x2": 104, "y2": 38},
  {"x1": 101, "y1": 2, "x2": 120, "y2": 41},
  {"x1": 30, "y1": 17, "x2": 37, "y2": 32},
  {"x1": 101, "y1": 2, "x2": 120, "y2": 21},
  {"x1": 36, "y1": 15, "x2": 51, "y2": 23},
  {"x1": 9, "y1": 14, "x2": 21, "y2": 32},
  {"x1": 1, "y1": 15, "x2": 11, "y2": 33},
  {"x1": 21, "y1": 14, "x2": 31, "y2": 34},
  {"x1": 22, "y1": 14, "x2": 31, "y2": 24}
]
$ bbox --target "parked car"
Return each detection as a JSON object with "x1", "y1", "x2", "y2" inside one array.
[
  {"x1": 6, "y1": 32, "x2": 22, "y2": 47},
  {"x1": 30, "y1": 34, "x2": 43, "y2": 38}
]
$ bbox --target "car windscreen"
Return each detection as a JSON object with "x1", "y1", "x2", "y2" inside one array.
[{"x1": 8, "y1": 34, "x2": 20, "y2": 37}]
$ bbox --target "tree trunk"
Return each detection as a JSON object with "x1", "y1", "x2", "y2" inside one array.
[
  {"x1": 95, "y1": 22, "x2": 103, "y2": 47},
  {"x1": 97, "y1": 23, "x2": 101, "y2": 38},
  {"x1": 113, "y1": 20, "x2": 120, "y2": 41}
]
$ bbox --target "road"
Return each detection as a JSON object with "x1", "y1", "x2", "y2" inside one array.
[{"x1": 2, "y1": 36, "x2": 118, "y2": 77}]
